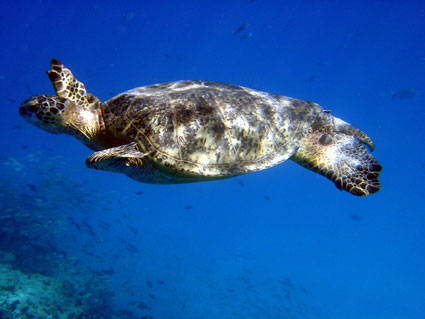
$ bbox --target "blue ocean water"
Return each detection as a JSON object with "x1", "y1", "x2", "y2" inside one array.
[{"x1": 1, "y1": 1, "x2": 424, "y2": 318}]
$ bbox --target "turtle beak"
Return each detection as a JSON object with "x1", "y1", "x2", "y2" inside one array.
[
  {"x1": 19, "y1": 97, "x2": 41, "y2": 120},
  {"x1": 19, "y1": 105, "x2": 28, "y2": 116}
]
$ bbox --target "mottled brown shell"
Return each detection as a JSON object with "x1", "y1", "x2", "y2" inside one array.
[{"x1": 102, "y1": 81, "x2": 321, "y2": 177}]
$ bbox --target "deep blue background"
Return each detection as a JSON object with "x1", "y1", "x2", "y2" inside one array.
[{"x1": 1, "y1": 1, "x2": 424, "y2": 318}]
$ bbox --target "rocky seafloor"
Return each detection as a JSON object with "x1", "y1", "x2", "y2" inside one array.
[
  {"x1": 0, "y1": 255, "x2": 103, "y2": 319},
  {"x1": 0, "y1": 154, "x2": 139, "y2": 319}
]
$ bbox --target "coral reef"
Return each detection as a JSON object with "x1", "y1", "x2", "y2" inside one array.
[{"x1": 0, "y1": 253, "x2": 113, "y2": 319}]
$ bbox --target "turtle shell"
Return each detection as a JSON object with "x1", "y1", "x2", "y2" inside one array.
[{"x1": 102, "y1": 81, "x2": 320, "y2": 177}]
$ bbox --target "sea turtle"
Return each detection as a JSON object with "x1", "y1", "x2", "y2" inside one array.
[{"x1": 19, "y1": 59, "x2": 381, "y2": 196}]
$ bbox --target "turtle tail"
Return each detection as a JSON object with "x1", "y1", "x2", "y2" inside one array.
[{"x1": 292, "y1": 130, "x2": 382, "y2": 196}]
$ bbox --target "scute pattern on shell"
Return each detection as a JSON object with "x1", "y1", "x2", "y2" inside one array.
[{"x1": 102, "y1": 81, "x2": 321, "y2": 177}]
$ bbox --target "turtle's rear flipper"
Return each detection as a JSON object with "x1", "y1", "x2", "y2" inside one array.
[
  {"x1": 292, "y1": 131, "x2": 382, "y2": 196},
  {"x1": 47, "y1": 59, "x2": 91, "y2": 108}
]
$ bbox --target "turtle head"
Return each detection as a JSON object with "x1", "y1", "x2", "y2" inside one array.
[
  {"x1": 292, "y1": 111, "x2": 382, "y2": 196},
  {"x1": 19, "y1": 95, "x2": 68, "y2": 134},
  {"x1": 19, "y1": 59, "x2": 107, "y2": 150},
  {"x1": 20, "y1": 93, "x2": 104, "y2": 149}
]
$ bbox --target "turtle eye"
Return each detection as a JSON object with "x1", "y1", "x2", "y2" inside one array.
[
  {"x1": 28, "y1": 104, "x2": 39, "y2": 113},
  {"x1": 319, "y1": 134, "x2": 332, "y2": 145}
]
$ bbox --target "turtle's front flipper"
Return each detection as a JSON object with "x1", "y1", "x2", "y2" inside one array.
[
  {"x1": 47, "y1": 59, "x2": 95, "y2": 109},
  {"x1": 292, "y1": 131, "x2": 382, "y2": 196},
  {"x1": 86, "y1": 142, "x2": 150, "y2": 173},
  {"x1": 86, "y1": 143, "x2": 223, "y2": 184}
]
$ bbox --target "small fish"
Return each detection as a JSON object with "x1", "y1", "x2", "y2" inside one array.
[
  {"x1": 73, "y1": 260, "x2": 79, "y2": 267},
  {"x1": 119, "y1": 237, "x2": 140, "y2": 253},
  {"x1": 98, "y1": 220, "x2": 110, "y2": 231},
  {"x1": 315, "y1": 61, "x2": 329, "y2": 68},
  {"x1": 81, "y1": 218, "x2": 96, "y2": 237},
  {"x1": 27, "y1": 184, "x2": 38, "y2": 192},
  {"x1": 99, "y1": 224, "x2": 109, "y2": 231},
  {"x1": 121, "y1": 281, "x2": 129, "y2": 287},
  {"x1": 300, "y1": 286, "x2": 309, "y2": 294},
  {"x1": 305, "y1": 74, "x2": 318, "y2": 82},
  {"x1": 123, "y1": 11, "x2": 135, "y2": 23},
  {"x1": 67, "y1": 217, "x2": 81, "y2": 231},
  {"x1": 238, "y1": 276, "x2": 250, "y2": 284},
  {"x1": 156, "y1": 279, "x2": 165, "y2": 285},
  {"x1": 146, "y1": 280, "x2": 153, "y2": 288},
  {"x1": 101, "y1": 267, "x2": 115, "y2": 275},
  {"x1": 280, "y1": 277, "x2": 296, "y2": 291},
  {"x1": 233, "y1": 22, "x2": 249, "y2": 36},
  {"x1": 264, "y1": 195, "x2": 270, "y2": 200},
  {"x1": 128, "y1": 225, "x2": 138, "y2": 234},
  {"x1": 148, "y1": 293, "x2": 157, "y2": 300},
  {"x1": 234, "y1": 178, "x2": 245, "y2": 187},
  {"x1": 90, "y1": 269, "x2": 102, "y2": 276},
  {"x1": 21, "y1": 145, "x2": 29, "y2": 150},
  {"x1": 391, "y1": 88, "x2": 419, "y2": 100},
  {"x1": 7, "y1": 98, "x2": 15, "y2": 103},
  {"x1": 240, "y1": 32, "x2": 253, "y2": 40},
  {"x1": 126, "y1": 243, "x2": 139, "y2": 253},
  {"x1": 184, "y1": 205, "x2": 193, "y2": 210},
  {"x1": 135, "y1": 191, "x2": 144, "y2": 195},
  {"x1": 349, "y1": 214, "x2": 362, "y2": 221},
  {"x1": 129, "y1": 301, "x2": 151, "y2": 310}
]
